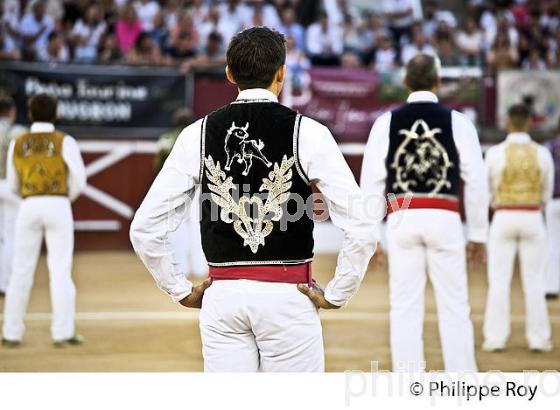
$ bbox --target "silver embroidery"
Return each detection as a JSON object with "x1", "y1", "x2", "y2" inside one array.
[
  {"x1": 391, "y1": 119, "x2": 454, "y2": 195},
  {"x1": 224, "y1": 121, "x2": 272, "y2": 175},
  {"x1": 205, "y1": 155, "x2": 296, "y2": 253}
]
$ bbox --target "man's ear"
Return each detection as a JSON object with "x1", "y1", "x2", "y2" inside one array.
[
  {"x1": 225, "y1": 66, "x2": 237, "y2": 86},
  {"x1": 403, "y1": 75, "x2": 409, "y2": 90},
  {"x1": 276, "y1": 65, "x2": 286, "y2": 84}
]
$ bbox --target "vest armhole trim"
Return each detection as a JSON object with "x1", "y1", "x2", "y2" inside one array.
[
  {"x1": 199, "y1": 115, "x2": 208, "y2": 182},
  {"x1": 293, "y1": 114, "x2": 311, "y2": 185}
]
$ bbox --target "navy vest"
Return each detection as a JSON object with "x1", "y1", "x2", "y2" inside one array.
[
  {"x1": 200, "y1": 100, "x2": 314, "y2": 266},
  {"x1": 386, "y1": 102, "x2": 460, "y2": 199}
]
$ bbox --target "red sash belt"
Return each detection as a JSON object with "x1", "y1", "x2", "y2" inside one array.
[
  {"x1": 495, "y1": 205, "x2": 541, "y2": 211},
  {"x1": 209, "y1": 262, "x2": 313, "y2": 286},
  {"x1": 387, "y1": 197, "x2": 460, "y2": 214}
]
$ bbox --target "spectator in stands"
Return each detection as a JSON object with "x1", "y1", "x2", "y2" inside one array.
[
  {"x1": 115, "y1": 2, "x2": 142, "y2": 54},
  {"x1": 180, "y1": 31, "x2": 226, "y2": 73},
  {"x1": 285, "y1": 34, "x2": 310, "y2": 89},
  {"x1": 70, "y1": 3, "x2": 107, "y2": 63},
  {"x1": 126, "y1": 31, "x2": 165, "y2": 65},
  {"x1": 167, "y1": 10, "x2": 199, "y2": 60},
  {"x1": 335, "y1": 0, "x2": 360, "y2": 27},
  {"x1": 306, "y1": 10, "x2": 343, "y2": 66},
  {"x1": 1, "y1": 0, "x2": 20, "y2": 54},
  {"x1": 134, "y1": 0, "x2": 160, "y2": 32},
  {"x1": 245, "y1": 0, "x2": 281, "y2": 29},
  {"x1": 98, "y1": 33, "x2": 123, "y2": 63},
  {"x1": 161, "y1": 0, "x2": 179, "y2": 31},
  {"x1": 486, "y1": 31, "x2": 519, "y2": 71},
  {"x1": 19, "y1": 0, "x2": 54, "y2": 60},
  {"x1": 436, "y1": 30, "x2": 460, "y2": 66},
  {"x1": 373, "y1": 33, "x2": 396, "y2": 72},
  {"x1": 188, "y1": 0, "x2": 209, "y2": 28},
  {"x1": 217, "y1": 0, "x2": 250, "y2": 44},
  {"x1": 152, "y1": 11, "x2": 170, "y2": 51},
  {"x1": 384, "y1": 0, "x2": 414, "y2": 48},
  {"x1": 522, "y1": 48, "x2": 547, "y2": 70},
  {"x1": 342, "y1": 13, "x2": 361, "y2": 54},
  {"x1": 37, "y1": 30, "x2": 69, "y2": 62},
  {"x1": 401, "y1": 24, "x2": 436, "y2": 64},
  {"x1": 341, "y1": 51, "x2": 362, "y2": 68},
  {"x1": 456, "y1": 17, "x2": 484, "y2": 66},
  {"x1": 101, "y1": 0, "x2": 119, "y2": 32},
  {"x1": 197, "y1": 5, "x2": 221, "y2": 49},
  {"x1": 359, "y1": 12, "x2": 390, "y2": 66},
  {"x1": 0, "y1": 23, "x2": 20, "y2": 60},
  {"x1": 278, "y1": 6, "x2": 304, "y2": 50},
  {"x1": 422, "y1": 0, "x2": 439, "y2": 39}
]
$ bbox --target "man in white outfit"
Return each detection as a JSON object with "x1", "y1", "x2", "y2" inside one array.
[
  {"x1": 2, "y1": 94, "x2": 87, "y2": 347},
  {"x1": 544, "y1": 133, "x2": 560, "y2": 299},
  {"x1": 0, "y1": 96, "x2": 26, "y2": 296},
  {"x1": 361, "y1": 54, "x2": 489, "y2": 372},
  {"x1": 483, "y1": 104, "x2": 554, "y2": 352},
  {"x1": 130, "y1": 27, "x2": 377, "y2": 372}
]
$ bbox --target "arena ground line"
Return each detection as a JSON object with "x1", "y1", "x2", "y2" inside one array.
[{"x1": 1, "y1": 311, "x2": 558, "y2": 323}]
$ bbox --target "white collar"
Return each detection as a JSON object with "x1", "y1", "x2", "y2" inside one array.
[
  {"x1": 505, "y1": 132, "x2": 532, "y2": 143},
  {"x1": 30, "y1": 122, "x2": 55, "y2": 133},
  {"x1": 236, "y1": 89, "x2": 279, "y2": 103},
  {"x1": 407, "y1": 91, "x2": 439, "y2": 103}
]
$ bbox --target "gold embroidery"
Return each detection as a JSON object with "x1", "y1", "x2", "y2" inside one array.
[
  {"x1": 391, "y1": 119, "x2": 454, "y2": 195},
  {"x1": 13, "y1": 131, "x2": 68, "y2": 197},
  {"x1": 205, "y1": 155, "x2": 295, "y2": 253},
  {"x1": 496, "y1": 144, "x2": 542, "y2": 206}
]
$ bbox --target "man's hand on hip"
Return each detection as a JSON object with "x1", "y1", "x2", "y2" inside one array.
[
  {"x1": 297, "y1": 283, "x2": 341, "y2": 309},
  {"x1": 466, "y1": 241, "x2": 487, "y2": 270},
  {"x1": 179, "y1": 278, "x2": 213, "y2": 309}
]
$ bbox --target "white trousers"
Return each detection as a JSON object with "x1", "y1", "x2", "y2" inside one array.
[
  {"x1": 483, "y1": 210, "x2": 551, "y2": 347},
  {"x1": 386, "y1": 209, "x2": 477, "y2": 372},
  {"x1": 169, "y1": 199, "x2": 207, "y2": 278},
  {"x1": 0, "y1": 180, "x2": 20, "y2": 292},
  {"x1": 545, "y1": 199, "x2": 560, "y2": 294},
  {"x1": 200, "y1": 280, "x2": 324, "y2": 372},
  {"x1": 2, "y1": 196, "x2": 76, "y2": 342}
]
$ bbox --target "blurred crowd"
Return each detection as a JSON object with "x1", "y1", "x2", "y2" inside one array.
[{"x1": 1, "y1": 0, "x2": 560, "y2": 73}]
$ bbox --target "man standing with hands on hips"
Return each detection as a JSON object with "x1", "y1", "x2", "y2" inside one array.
[
  {"x1": 131, "y1": 27, "x2": 377, "y2": 372},
  {"x1": 361, "y1": 54, "x2": 489, "y2": 372}
]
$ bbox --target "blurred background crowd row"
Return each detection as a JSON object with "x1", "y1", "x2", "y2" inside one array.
[{"x1": 1, "y1": 0, "x2": 560, "y2": 73}]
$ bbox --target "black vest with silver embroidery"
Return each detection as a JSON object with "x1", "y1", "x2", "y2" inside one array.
[
  {"x1": 200, "y1": 100, "x2": 314, "y2": 266},
  {"x1": 386, "y1": 102, "x2": 460, "y2": 199}
]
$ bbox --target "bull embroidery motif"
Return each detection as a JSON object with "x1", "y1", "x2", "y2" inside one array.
[{"x1": 224, "y1": 122, "x2": 272, "y2": 175}]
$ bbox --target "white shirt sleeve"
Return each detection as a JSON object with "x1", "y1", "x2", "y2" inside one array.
[
  {"x1": 540, "y1": 146, "x2": 555, "y2": 205},
  {"x1": 360, "y1": 112, "x2": 391, "y2": 245},
  {"x1": 451, "y1": 110, "x2": 489, "y2": 243},
  {"x1": 6, "y1": 139, "x2": 19, "y2": 195},
  {"x1": 62, "y1": 136, "x2": 87, "y2": 202},
  {"x1": 484, "y1": 145, "x2": 499, "y2": 207},
  {"x1": 129, "y1": 119, "x2": 203, "y2": 303},
  {"x1": 299, "y1": 117, "x2": 377, "y2": 307}
]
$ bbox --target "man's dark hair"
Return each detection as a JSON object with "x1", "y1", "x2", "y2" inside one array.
[
  {"x1": 28, "y1": 93, "x2": 58, "y2": 122},
  {"x1": 405, "y1": 53, "x2": 440, "y2": 92},
  {"x1": 226, "y1": 27, "x2": 286, "y2": 90},
  {"x1": 507, "y1": 103, "x2": 531, "y2": 129},
  {"x1": 0, "y1": 95, "x2": 15, "y2": 117}
]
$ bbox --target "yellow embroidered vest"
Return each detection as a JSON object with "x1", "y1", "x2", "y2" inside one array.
[
  {"x1": 496, "y1": 144, "x2": 542, "y2": 206},
  {"x1": 13, "y1": 131, "x2": 68, "y2": 198}
]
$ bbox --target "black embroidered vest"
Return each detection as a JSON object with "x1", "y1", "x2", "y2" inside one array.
[
  {"x1": 386, "y1": 102, "x2": 460, "y2": 199},
  {"x1": 200, "y1": 100, "x2": 314, "y2": 266}
]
